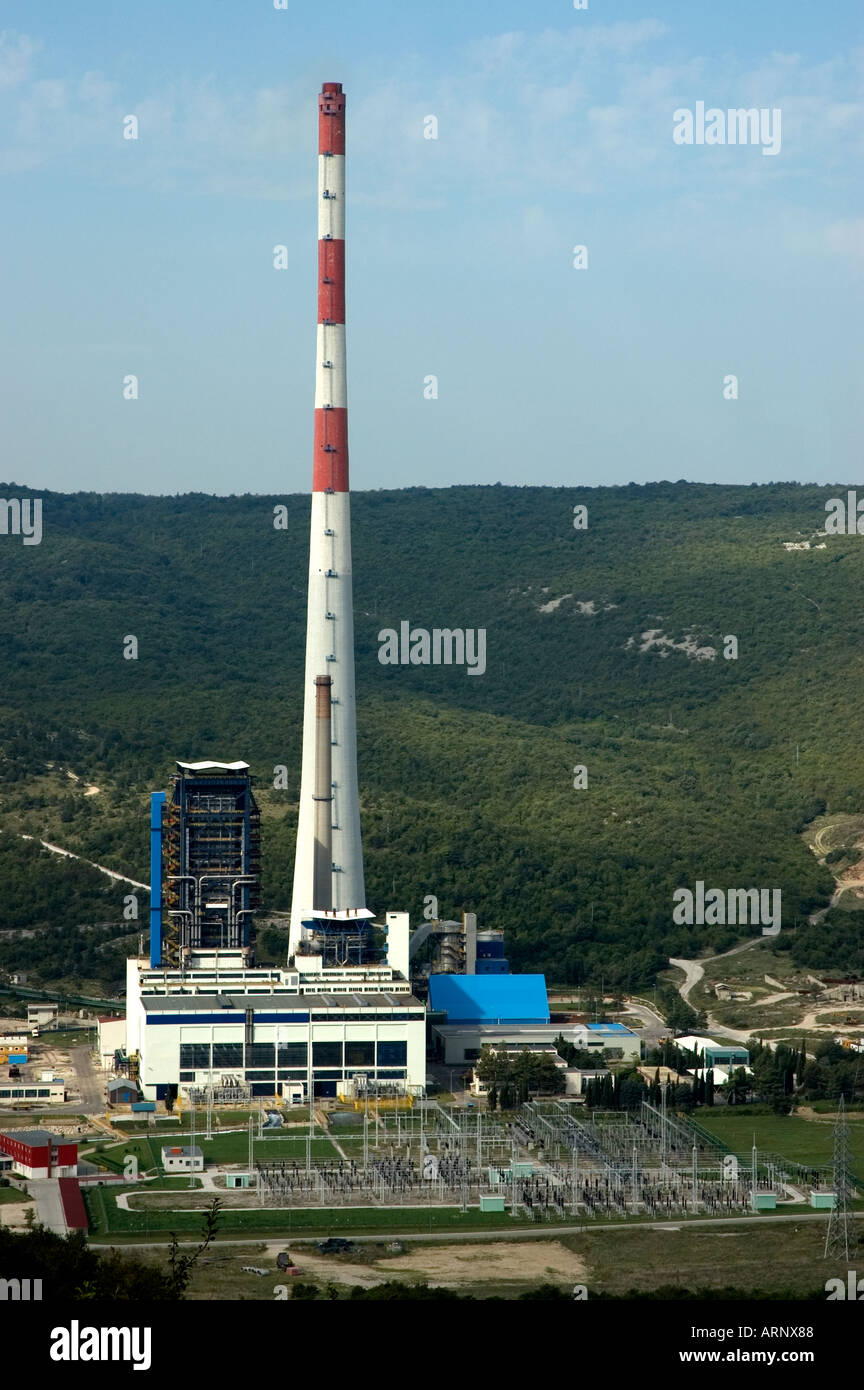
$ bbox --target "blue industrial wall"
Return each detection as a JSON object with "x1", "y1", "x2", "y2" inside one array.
[
  {"x1": 149, "y1": 792, "x2": 166, "y2": 967},
  {"x1": 428, "y1": 974, "x2": 549, "y2": 1024}
]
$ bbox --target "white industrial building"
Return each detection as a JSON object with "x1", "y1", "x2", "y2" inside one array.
[
  {"x1": 433, "y1": 1021, "x2": 641, "y2": 1067},
  {"x1": 161, "y1": 1145, "x2": 204, "y2": 1173},
  {"x1": 435, "y1": 1025, "x2": 566, "y2": 1067},
  {"x1": 0, "y1": 1080, "x2": 66, "y2": 1105},
  {"x1": 125, "y1": 914, "x2": 426, "y2": 1102}
]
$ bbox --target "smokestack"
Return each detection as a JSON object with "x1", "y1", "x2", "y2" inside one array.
[
  {"x1": 290, "y1": 82, "x2": 365, "y2": 954},
  {"x1": 312, "y1": 675, "x2": 333, "y2": 910}
]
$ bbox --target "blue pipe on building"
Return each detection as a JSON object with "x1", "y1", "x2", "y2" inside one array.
[{"x1": 149, "y1": 791, "x2": 166, "y2": 968}]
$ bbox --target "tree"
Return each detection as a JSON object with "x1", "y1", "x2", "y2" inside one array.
[
  {"x1": 723, "y1": 1067, "x2": 749, "y2": 1106},
  {"x1": 476, "y1": 1045, "x2": 564, "y2": 1105},
  {"x1": 165, "y1": 1198, "x2": 222, "y2": 1298},
  {"x1": 0, "y1": 1224, "x2": 192, "y2": 1300},
  {"x1": 752, "y1": 1052, "x2": 792, "y2": 1115}
]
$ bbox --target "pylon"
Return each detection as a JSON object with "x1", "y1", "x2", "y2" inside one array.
[{"x1": 824, "y1": 1095, "x2": 859, "y2": 1261}]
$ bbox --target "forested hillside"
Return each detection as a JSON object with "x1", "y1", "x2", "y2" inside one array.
[{"x1": 0, "y1": 479, "x2": 859, "y2": 994}]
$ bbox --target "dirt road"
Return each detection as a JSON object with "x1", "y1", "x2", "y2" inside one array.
[
  {"x1": 19, "y1": 834, "x2": 147, "y2": 890},
  {"x1": 669, "y1": 939, "x2": 760, "y2": 1042}
]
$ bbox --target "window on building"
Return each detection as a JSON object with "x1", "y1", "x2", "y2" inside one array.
[
  {"x1": 180, "y1": 1044, "x2": 212, "y2": 1069},
  {"x1": 313, "y1": 1042, "x2": 342, "y2": 1067},
  {"x1": 277, "y1": 1042, "x2": 308, "y2": 1066},
  {"x1": 376, "y1": 1070, "x2": 406, "y2": 1080},
  {"x1": 376, "y1": 1041, "x2": 407, "y2": 1066},
  {"x1": 245, "y1": 1071, "x2": 276, "y2": 1081},
  {"x1": 344, "y1": 1041, "x2": 374, "y2": 1067},
  {"x1": 179, "y1": 1071, "x2": 195, "y2": 1082},
  {"x1": 278, "y1": 1070, "x2": 308, "y2": 1081},
  {"x1": 212, "y1": 1043, "x2": 243, "y2": 1067},
  {"x1": 246, "y1": 1043, "x2": 276, "y2": 1068},
  {"x1": 464, "y1": 1049, "x2": 480, "y2": 1061}
]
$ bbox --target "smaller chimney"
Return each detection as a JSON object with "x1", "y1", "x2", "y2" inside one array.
[{"x1": 312, "y1": 675, "x2": 333, "y2": 910}]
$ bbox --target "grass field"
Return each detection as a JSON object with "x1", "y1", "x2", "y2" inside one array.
[
  {"x1": 99, "y1": 1217, "x2": 861, "y2": 1301},
  {"x1": 693, "y1": 1109, "x2": 864, "y2": 1171},
  {"x1": 93, "y1": 1130, "x2": 337, "y2": 1173},
  {"x1": 0, "y1": 1186, "x2": 29, "y2": 1205},
  {"x1": 571, "y1": 1219, "x2": 857, "y2": 1297},
  {"x1": 136, "y1": 1177, "x2": 204, "y2": 1191},
  {"x1": 84, "y1": 1187, "x2": 551, "y2": 1239}
]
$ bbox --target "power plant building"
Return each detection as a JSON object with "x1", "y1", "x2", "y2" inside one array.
[
  {"x1": 125, "y1": 929, "x2": 425, "y2": 1101},
  {"x1": 127, "y1": 746, "x2": 424, "y2": 1100},
  {"x1": 122, "y1": 82, "x2": 520, "y2": 1104}
]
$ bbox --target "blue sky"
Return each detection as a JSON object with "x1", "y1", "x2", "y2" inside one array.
[{"x1": 1, "y1": 0, "x2": 862, "y2": 495}]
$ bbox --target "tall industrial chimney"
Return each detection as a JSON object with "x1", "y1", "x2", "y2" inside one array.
[{"x1": 290, "y1": 82, "x2": 365, "y2": 955}]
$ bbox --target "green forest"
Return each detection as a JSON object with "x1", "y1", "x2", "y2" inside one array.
[{"x1": 0, "y1": 479, "x2": 860, "y2": 995}]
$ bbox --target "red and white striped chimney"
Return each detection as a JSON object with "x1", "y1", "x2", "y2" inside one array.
[{"x1": 290, "y1": 82, "x2": 365, "y2": 953}]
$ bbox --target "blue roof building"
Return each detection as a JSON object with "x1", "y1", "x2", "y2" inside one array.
[{"x1": 428, "y1": 974, "x2": 549, "y2": 1025}]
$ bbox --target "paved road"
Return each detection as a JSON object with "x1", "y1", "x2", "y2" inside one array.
[
  {"x1": 28, "y1": 1178, "x2": 67, "y2": 1234},
  {"x1": 89, "y1": 1208, "x2": 862, "y2": 1250},
  {"x1": 622, "y1": 1001, "x2": 667, "y2": 1047},
  {"x1": 71, "y1": 1045, "x2": 103, "y2": 1114}
]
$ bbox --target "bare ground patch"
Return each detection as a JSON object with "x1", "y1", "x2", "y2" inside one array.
[{"x1": 261, "y1": 1238, "x2": 587, "y2": 1289}]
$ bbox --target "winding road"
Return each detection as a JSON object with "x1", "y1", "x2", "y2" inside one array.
[{"x1": 669, "y1": 938, "x2": 763, "y2": 1043}]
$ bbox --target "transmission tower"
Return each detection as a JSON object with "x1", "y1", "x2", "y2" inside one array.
[{"x1": 824, "y1": 1095, "x2": 859, "y2": 1261}]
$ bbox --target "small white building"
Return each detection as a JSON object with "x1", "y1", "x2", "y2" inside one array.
[
  {"x1": 161, "y1": 1145, "x2": 204, "y2": 1173},
  {"x1": 97, "y1": 1016, "x2": 127, "y2": 1069},
  {"x1": 563, "y1": 1067, "x2": 610, "y2": 1096},
  {"x1": 28, "y1": 1003, "x2": 58, "y2": 1033},
  {"x1": 569, "y1": 1023, "x2": 641, "y2": 1062},
  {"x1": 689, "y1": 1065, "x2": 752, "y2": 1087}
]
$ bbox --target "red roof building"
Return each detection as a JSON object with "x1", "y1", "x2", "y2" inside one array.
[{"x1": 0, "y1": 1129, "x2": 78, "y2": 1179}]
